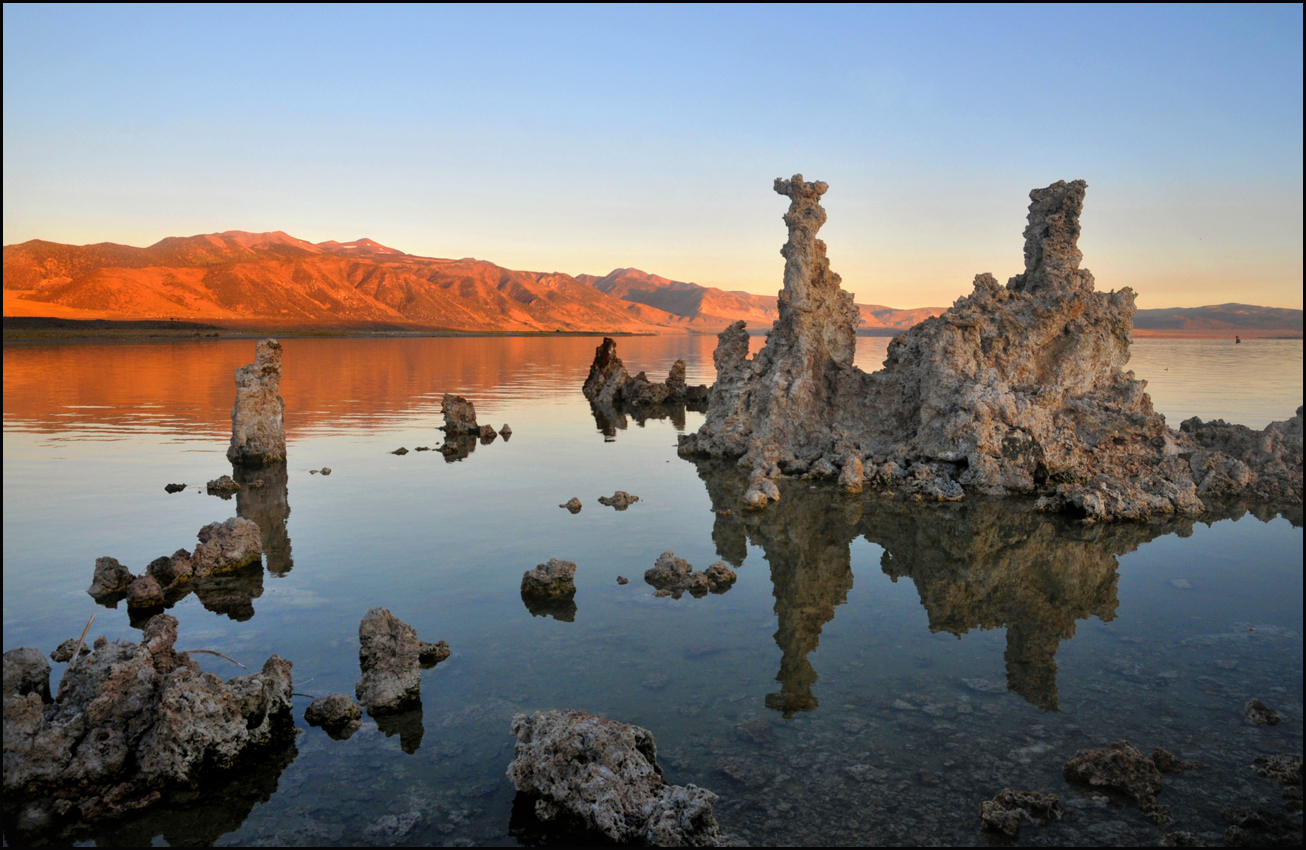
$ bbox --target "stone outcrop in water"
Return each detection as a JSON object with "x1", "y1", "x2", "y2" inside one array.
[
  {"x1": 583, "y1": 337, "x2": 709, "y2": 408},
  {"x1": 86, "y1": 518, "x2": 264, "y2": 620},
  {"x1": 227, "y1": 339, "x2": 286, "y2": 466},
  {"x1": 355, "y1": 608, "x2": 422, "y2": 713},
  {"x1": 506, "y1": 709, "x2": 726, "y2": 846},
  {"x1": 979, "y1": 789, "x2": 1064, "y2": 837},
  {"x1": 644, "y1": 551, "x2": 737, "y2": 599},
  {"x1": 440, "y1": 394, "x2": 480, "y2": 435},
  {"x1": 520, "y1": 559, "x2": 578, "y2": 622},
  {"x1": 2, "y1": 614, "x2": 292, "y2": 831},
  {"x1": 678, "y1": 176, "x2": 1303, "y2": 521}
]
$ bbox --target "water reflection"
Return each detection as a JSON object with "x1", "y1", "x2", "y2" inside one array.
[
  {"x1": 372, "y1": 704, "x2": 425, "y2": 754},
  {"x1": 2, "y1": 738, "x2": 298, "y2": 847},
  {"x1": 521, "y1": 592, "x2": 578, "y2": 623},
  {"x1": 589, "y1": 399, "x2": 704, "y2": 441},
  {"x1": 692, "y1": 460, "x2": 1298, "y2": 715},
  {"x1": 234, "y1": 462, "x2": 293, "y2": 575}
]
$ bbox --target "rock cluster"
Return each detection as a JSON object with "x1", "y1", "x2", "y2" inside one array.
[
  {"x1": 506, "y1": 709, "x2": 726, "y2": 846},
  {"x1": 86, "y1": 517, "x2": 263, "y2": 613},
  {"x1": 227, "y1": 338, "x2": 286, "y2": 466},
  {"x1": 644, "y1": 551, "x2": 737, "y2": 599},
  {"x1": 356, "y1": 608, "x2": 422, "y2": 713},
  {"x1": 978, "y1": 789, "x2": 1063, "y2": 836},
  {"x1": 583, "y1": 337, "x2": 708, "y2": 406},
  {"x1": 2, "y1": 614, "x2": 292, "y2": 829},
  {"x1": 677, "y1": 176, "x2": 1303, "y2": 521},
  {"x1": 598, "y1": 490, "x2": 640, "y2": 510}
]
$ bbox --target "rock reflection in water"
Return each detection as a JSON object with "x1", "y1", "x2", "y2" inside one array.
[
  {"x1": 3, "y1": 738, "x2": 298, "y2": 847},
  {"x1": 439, "y1": 434, "x2": 479, "y2": 462},
  {"x1": 521, "y1": 592, "x2": 578, "y2": 623},
  {"x1": 372, "y1": 704, "x2": 424, "y2": 754},
  {"x1": 234, "y1": 462, "x2": 292, "y2": 575},
  {"x1": 589, "y1": 399, "x2": 705, "y2": 442},
  {"x1": 691, "y1": 460, "x2": 1273, "y2": 715}
]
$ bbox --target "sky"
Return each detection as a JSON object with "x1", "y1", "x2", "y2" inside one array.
[{"x1": 3, "y1": 4, "x2": 1302, "y2": 309}]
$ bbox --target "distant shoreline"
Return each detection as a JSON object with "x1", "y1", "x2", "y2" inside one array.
[{"x1": 2, "y1": 316, "x2": 1300, "y2": 342}]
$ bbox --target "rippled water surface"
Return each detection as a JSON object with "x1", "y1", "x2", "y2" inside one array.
[{"x1": 2, "y1": 335, "x2": 1302, "y2": 846}]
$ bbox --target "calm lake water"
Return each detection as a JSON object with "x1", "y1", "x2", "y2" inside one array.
[{"x1": 2, "y1": 335, "x2": 1302, "y2": 846}]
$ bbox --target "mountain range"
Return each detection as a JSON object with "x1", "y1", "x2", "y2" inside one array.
[{"x1": 3, "y1": 231, "x2": 1299, "y2": 335}]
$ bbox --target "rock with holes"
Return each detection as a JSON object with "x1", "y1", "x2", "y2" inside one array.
[
  {"x1": 506, "y1": 709, "x2": 726, "y2": 845},
  {"x1": 355, "y1": 608, "x2": 422, "y2": 713}
]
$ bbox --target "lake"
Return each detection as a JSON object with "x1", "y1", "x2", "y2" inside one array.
[{"x1": 2, "y1": 334, "x2": 1302, "y2": 846}]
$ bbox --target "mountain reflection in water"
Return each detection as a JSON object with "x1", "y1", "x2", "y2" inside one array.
[{"x1": 693, "y1": 458, "x2": 1301, "y2": 715}]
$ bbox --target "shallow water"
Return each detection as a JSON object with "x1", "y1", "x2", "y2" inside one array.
[{"x1": 2, "y1": 335, "x2": 1302, "y2": 846}]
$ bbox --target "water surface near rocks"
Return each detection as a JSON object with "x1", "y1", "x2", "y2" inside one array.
[{"x1": 2, "y1": 335, "x2": 1302, "y2": 846}]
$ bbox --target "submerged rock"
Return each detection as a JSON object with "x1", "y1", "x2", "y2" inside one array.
[
  {"x1": 355, "y1": 608, "x2": 421, "y2": 713},
  {"x1": 1152, "y1": 747, "x2": 1208, "y2": 773},
  {"x1": 583, "y1": 337, "x2": 709, "y2": 408},
  {"x1": 227, "y1": 338, "x2": 286, "y2": 466},
  {"x1": 644, "y1": 552, "x2": 737, "y2": 599},
  {"x1": 1222, "y1": 804, "x2": 1303, "y2": 846},
  {"x1": 598, "y1": 490, "x2": 640, "y2": 510},
  {"x1": 506, "y1": 709, "x2": 726, "y2": 846},
  {"x1": 2, "y1": 614, "x2": 292, "y2": 830},
  {"x1": 677, "y1": 176, "x2": 1302, "y2": 521},
  {"x1": 1245, "y1": 698, "x2": 1283, "y2": 726},
  {"x1": 440, "y1": 394, "x2": 480, "y2": 435},
  {"x1": 1062, "y1": 740, "x2": 1164, "y2": 803},
  {"x1": 979, "y1": 788, "x2": 1064, "y2": 836}
]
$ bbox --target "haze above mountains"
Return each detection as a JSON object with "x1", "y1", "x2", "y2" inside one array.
[{"x1": 3, "y1": 231, "x2": 1300, "y2": 335}]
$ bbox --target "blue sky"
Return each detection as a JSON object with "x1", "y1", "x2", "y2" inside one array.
[{"x1": 3, "y1": 4, "x2": 1302, "y2": 308}]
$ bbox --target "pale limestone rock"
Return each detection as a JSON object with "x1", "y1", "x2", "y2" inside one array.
[
  {"x1": 355, "y1": 608, "x2": 421, "y2": 713},
  {"x1": 506, "y1": 709, "x2": 725, "y2": 845},
  {"x1": 227, "y1": 339, "x2": 286, "y2": 466},
  {"x1": 678, "y1": 177, "x2": 1302, "y2": 521}
]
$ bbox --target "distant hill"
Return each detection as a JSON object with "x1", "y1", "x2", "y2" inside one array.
[
  {"x1": 3, "y1": 232, "x2": 1297, "y2": 336},
  {"x1": 1134, "y1": 303, "x2": 1303, "y2": 331}
]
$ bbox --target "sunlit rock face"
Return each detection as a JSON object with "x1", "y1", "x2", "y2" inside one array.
[
  {"x1": 227, "y1": 339, "x2": 286, "y2": 466},
  {"x1": 680, "y1": 177, "x2": 1303, "y2": 521}
]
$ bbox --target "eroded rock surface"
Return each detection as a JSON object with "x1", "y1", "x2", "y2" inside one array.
[
  {"x1": 520, "y1": 559, "x2": 578, "y2": 621},
  {"x1": 1063, "y1": 740, "x2": 1164, "y2": 803},
  {"x1": 644, "y1": 552, "x2": 737, "y2": 599},
  {"x1": 304, "y1": 693, "x2": 362, "y2": 738},
  {"x1": 677, "y1": 176, "x2": 1302, "y2": 521},
  {"x1": 506, "y1": 709, "x2": 726, "y2": 846},
  {"x1": 978, "y1": 788, "x2": 1063, "y2": 836},
  {"x1": 583, "y1": 337, "x2": 708, "y2": 408},
  {"x1": 87, "y1": 519, "x2": 263, "y2": 617},
  {"x1": 355, "y1": 608, "x2": 421, "y2": 713},
  {"x1": 206, "y1": 474, "x2": 241, "y2": 496},
  {"x1": 227, "y1": 338, "x2": 286, "y2": 466},
  {"x1": 2, "y1": 614, "x2": 292, "y2": 832},
  {"x1": 440, "y1": 394, "x2": 479, "y2": 435},
  {"x1": 1245, "y1": 698, "x2": 1283, "y2": 726}
]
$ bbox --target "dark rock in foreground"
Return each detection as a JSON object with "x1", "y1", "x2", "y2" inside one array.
[
  {"x1": 506, "y1": 709, "x2": 726, "y2": 846},
  {"x1": 978, "y1": 788, "x2": 1063, "y2": 836},
  {"x1": 1062, "y1": 740, "x2": 1164, "y2": 803},
  {"x1": 356, "y1": 608, "x2": 421, "y2": 713},
  {"x1": 2, "y1": 614, "x2": 292, "y2": 832}
]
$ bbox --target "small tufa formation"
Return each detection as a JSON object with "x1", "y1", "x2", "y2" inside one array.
[
  {"x1": 520, "y1": 559, "x2": 578, "y2": 622},
  {"x1": 1062, "y1": 740, "x2": 1164, "y2": 803},
  {"x1": 206, "y1": 474, "x2": 241, "y2": 496},
  {"x1": 644, "y1": 552, "x2": 737, "y2": 599},
  {"x1": 304, "y1": 693, "x2": 362, "y2": 739},
  {"x1": 506, "y1": 709, "x2": 726, "y2": 846},
  {"x1": 678, "y1": 176, "x2": 1303, "y2": 521},
  {"x1": 87, "y1": 518, "x2": 263, "y2": 611},
  {"x1": 227, "y1": 338, "x2": 286, "y2": 466},
  {"x1": 2, "y1": 614, "x2": 292, "y2": 829},
  {"x1": 356, "y1": 608, "x2": 422, "y2": 713},
  {"x1": 440, "y1": 394, "x2": 480, "y2": 435},
  {"x1": 559, "y1": 497, "x2": 582, "y2": 513},
  {"x1": 583, "y1": 337, "x2": 708, "y2": 407},
  {"x1": 598, "y1": 491, "x2": 640, "y2": 510},
  {"x1": 979, "y1": 789, "x2": 1064, "y2": 837},
  {"x1": 419, "y1": 640, "x2": 450, "y2": 668}
]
